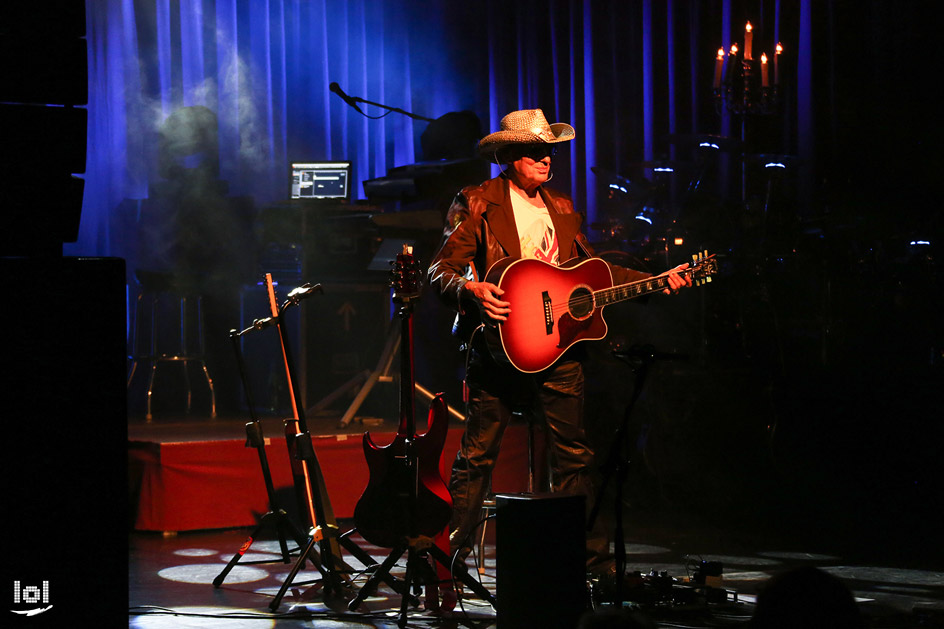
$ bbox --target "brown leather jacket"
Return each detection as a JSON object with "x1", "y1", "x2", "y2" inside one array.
[{"x1": 427, "y1": 175, "x2": 650, "y2": 341}]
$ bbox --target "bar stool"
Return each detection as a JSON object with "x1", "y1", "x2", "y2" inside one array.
[
  {"x1": 476, "y1": 410, "x2": 543, "y2": 574},
  {"x1": 127, "y1": 270, "x2": 216, "y2": 421}
]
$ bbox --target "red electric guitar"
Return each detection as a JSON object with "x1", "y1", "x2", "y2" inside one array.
[
  {"x1": 353, "y1": 246, "x2": 453, "y2": 549},
  {"x1": 483, "y1": 251, "x2": 718, "y2": 373}
]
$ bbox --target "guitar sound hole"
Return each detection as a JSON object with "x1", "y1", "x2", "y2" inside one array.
[{"x1": 569, "y1": 286, "x2": 593, "y2": 319}]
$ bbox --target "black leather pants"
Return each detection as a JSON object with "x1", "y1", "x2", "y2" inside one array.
[{"x1": 447, "y1": 347, "x2": 610, "y2": 571}]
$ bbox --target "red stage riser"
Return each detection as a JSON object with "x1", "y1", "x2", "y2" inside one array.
[{"x1": 129, "y1": 424, "x2": 542, "y2": 533}]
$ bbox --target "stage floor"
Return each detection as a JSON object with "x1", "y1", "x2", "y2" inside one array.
[
  {"x1": 128, "y1": 509, "x2": 944, "y2": 628},
  {"x1": 126, "y1": 415, "x2": 944, "y2": 628}
]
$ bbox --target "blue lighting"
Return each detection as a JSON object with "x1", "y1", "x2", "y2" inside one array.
[
  {"x1": 910, "y1": 240, "x2": 930, "y2": 246},
  {"x1": 609, "y1": 184, "x2": 629, "y2": 193},
  {"x1": 635, "y1": 214, "x2": 653, "y2": 225},
  {"x1": 765, "y1": 162, "x2": 787, "y2": 169},
  {"x1": 698, "y1": 142, "x2": 721, "y2": 150},
  {"x1": 654, "y1": 167, "x2": 674, "y2": 173}
]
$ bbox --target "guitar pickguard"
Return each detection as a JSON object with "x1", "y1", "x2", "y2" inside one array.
[{"x1": 556, "y1": 311, "x2": 596, "y2": 349}]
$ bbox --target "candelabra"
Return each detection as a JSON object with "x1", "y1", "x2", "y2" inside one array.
[
  {"x1": 712, "y1": 22, "x2": 784, "y2": 204},
  {"x1": 713, "y1": 22, "x2": 782, "y2": 116}
]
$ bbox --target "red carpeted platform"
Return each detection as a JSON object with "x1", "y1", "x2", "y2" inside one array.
[{"x1": 129, "y1": 423, "x2": 539, "y2": 532}]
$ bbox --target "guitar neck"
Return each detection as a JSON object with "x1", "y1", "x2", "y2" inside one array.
[
  {"x1": 399, "y1": 313, "x2": 416, "y2": 437},
  {"x1": 595, "y1": 268, "x2": 693, "y2": 307}
]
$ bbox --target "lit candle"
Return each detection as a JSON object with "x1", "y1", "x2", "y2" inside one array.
[
  {"x1": 760, "y1": 53, "x2": 769, "y2": 87},
  {"x1": 714, "y1": 47, "x2": 724, "y2": 89},
  {"x1": 725, "y1": 44, "x2": 738, "y2": 84},
  {"x1": 774, "y1": 42, "x2": 782, "y2": 85},
  {"x1": 744, "y1": 22, "x2": 753, "y2": 60}
]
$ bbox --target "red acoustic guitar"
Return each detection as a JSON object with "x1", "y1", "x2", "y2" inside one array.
[
  {"x1": 353, "y1": 246, "x2": 453, "y2": 549},
  {"x1": 484, "y1": 251, "x2": 718, "y2": 373}
]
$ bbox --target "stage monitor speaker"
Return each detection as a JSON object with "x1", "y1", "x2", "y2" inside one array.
[{"x1": 495, "y1": 493, "x2": 586, "y2": 628}]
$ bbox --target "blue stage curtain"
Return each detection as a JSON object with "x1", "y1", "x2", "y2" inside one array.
[{"x1": 72, "y1": 0, "x2": 805, "y2": 259}]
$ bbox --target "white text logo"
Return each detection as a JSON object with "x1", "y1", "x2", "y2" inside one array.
[{"x1": 11, "y1": 581, "x2": 53, "y2": 617}]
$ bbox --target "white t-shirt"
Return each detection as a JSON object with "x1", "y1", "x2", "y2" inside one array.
[{"x1": 510, "y1": 189, "x2": 560, "y2": 265}]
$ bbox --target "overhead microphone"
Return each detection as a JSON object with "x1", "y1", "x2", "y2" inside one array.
[{"x1": 329, "y1": 82, "x2": 364, "y2": 114}]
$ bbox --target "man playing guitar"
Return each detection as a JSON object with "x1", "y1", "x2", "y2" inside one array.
[{"x1": 426, "y1": 108, "x2": 692, "y2": 581}]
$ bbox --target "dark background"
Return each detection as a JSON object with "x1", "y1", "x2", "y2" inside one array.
[{"x1": 2, "y1": 1, "x2": 942, "y2": 623}]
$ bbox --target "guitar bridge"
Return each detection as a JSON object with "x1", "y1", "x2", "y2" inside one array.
[{"x1": 542, "y1": 291, "x2": 553, "y2": 335}]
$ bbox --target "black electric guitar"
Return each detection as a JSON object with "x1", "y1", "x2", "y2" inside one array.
[{"x1": 353, "y1": 246, "x2": 453, "y2": 548}]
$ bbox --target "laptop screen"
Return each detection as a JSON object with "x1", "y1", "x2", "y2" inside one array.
[{"x1": 290, "y1": 161, "x2": 351, "y2": 200}]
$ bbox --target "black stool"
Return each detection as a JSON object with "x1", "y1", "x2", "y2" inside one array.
[{"x1": 127, "y1": 270, "x2": 216, "y2": 421}]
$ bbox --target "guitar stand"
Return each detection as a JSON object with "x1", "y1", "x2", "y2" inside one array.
[
  {"x1": 587, "y1": 344, "x2": 687, "y2": 607},
  {"x1": 265, "y1": 441, "x2": 419, "y2": 612},
  {"x1": 214, "y1": 328, "x2": 313, "y2": 588},
  {"x1": 346, "y1": 533, "x2": 497, "y2": 626},
  {"x1": 262, "y1": 288, "x2": 414, "y2": 612}
]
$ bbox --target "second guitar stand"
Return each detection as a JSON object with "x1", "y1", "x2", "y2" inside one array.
[{"x1": 214, "y1": 327, "x2": 314, "y2": 587}]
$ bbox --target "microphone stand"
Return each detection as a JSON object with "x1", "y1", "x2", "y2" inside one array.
[
  {"x1": 586, "y1": 344, "x2": 687, "y2": 608},
  {"x1": 331, "y1": 83, "x2": 433, "y2": 122}
]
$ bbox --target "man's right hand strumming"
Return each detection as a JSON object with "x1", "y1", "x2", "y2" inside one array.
[{"x1": 463, "y1": 281, "x2": 511, "y2": 322}]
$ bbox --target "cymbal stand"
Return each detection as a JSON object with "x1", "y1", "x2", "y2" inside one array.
[{"x1": 214, "y1": 326, "x2": 313, "y2": 587}]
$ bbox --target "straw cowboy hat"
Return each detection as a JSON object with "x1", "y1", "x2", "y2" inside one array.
[{"x1": 477, "y1": 108, "x2": 575, "y2": 156}]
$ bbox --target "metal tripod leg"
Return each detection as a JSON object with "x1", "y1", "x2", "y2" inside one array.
[
  {"x1": 333, "y1": 323, "x2": 466, "y2": 427},
  {"x1": 268, "y1": 529, "x2": 332, "y2": 611},
  {"x1": 213, "y1": 509, "x2": 307, "y2": 588},
  {"x1": 337, "y1": 322, "x2": 399, "y2": 428},
  {"x1": 337, "y1": 529, "x2": 410, "y2": 598},
  {"x1": 347, "y1": 541, "x2": 416, "y2": 611}
]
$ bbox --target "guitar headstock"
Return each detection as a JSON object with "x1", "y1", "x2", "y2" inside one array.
[
  {"x1": 391, "y1": 244, "x2": 422, "y2": 303},
  {"x1": 689, "y1": 250, "x2": 718, "y2": 286}
]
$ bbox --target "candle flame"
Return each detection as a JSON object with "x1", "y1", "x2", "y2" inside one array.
[
  {"x1": 717, "y1": 48, "x2": 725, "y2": 59},
  {"x1": 776, "y1": 42, "x2": 783, "y2": 54},
  {"x1": 730, "y1": 43, "x2": 738, "y2": 55},
  {"x1": 746, "y1": 21, "x2": 753, "y2": 32},
  {"x1": 761, "y1": 52, "x2": 768, "y2": 63}
]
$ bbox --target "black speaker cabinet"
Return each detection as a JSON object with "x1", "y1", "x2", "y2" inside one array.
[
  {"x1": 496, "y1": 492, "x2": 586, "y2": 628},
  {"x1": 3, "y1": 256, "x2": 127, "y2": 623}
]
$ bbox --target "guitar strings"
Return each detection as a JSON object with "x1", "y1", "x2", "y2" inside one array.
[
  {"x1": 538, "y1": 261, "x2": 710, "y2": 317},
  {"x1": 545, "y1": 278, "x2": 669, "y2": 315}
]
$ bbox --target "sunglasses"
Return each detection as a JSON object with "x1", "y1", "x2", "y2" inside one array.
[{"x1": 515, "y1": 145, "x2": 558, "y2": 161}]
